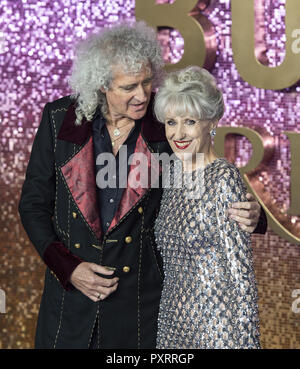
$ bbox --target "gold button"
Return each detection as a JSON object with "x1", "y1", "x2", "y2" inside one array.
[
  {"x1": 138, "y1": 207, "x2": 143, "y2": 214},
  {"x1": 72, "y1": 212, "x2": 77, "y2": 219},
  {"x1": 91, "y1": 244, "x2": 102, "y2": 250},
  {"x1": 74, "y1": 243, "x2": 81, "y2": 249},
  {"x1": 123, "y1": 266, "x2": 130, "y2": 273},
  {"x1": 125, "y1": 236, "x2": 132, "y2": 244}
]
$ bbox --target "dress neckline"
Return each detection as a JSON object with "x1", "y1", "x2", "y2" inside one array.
[{"x1": 183, "y1": 157, "x2": 226, "y2": 175}]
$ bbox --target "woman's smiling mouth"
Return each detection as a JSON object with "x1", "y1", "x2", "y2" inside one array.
[{"x1": 173, "y1": 140, "x2": 192, "y2": 150}]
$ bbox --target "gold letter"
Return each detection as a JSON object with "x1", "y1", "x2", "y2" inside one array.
[
  {"x1": 214, "y1": 126, "x2": 265, "y2": 176},
  {"x1": 214, "y1": 126, "x2": 300, "y2": 244},
  {"x1": 232, "y1": 0, "x2": 300, "y2": 89},
  {"x1": 135, "y1": 0, "x2": 216, "y2": 71},
  {"x1": 291, "y1": 29, "x2": 300, "y2": 54},
  {"x1": 0, "y1": 289, "x2": 5, "y2": 314},
  {"x1": 284, "y1": 132, "x2": 300, "y2": 215}
]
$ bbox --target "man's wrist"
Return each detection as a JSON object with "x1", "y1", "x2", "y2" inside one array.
[{"x1": 43, "y1": 241, "x2": 83, "y2": 290}]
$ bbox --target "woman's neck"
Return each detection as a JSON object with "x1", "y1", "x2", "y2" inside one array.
[{"x1": 183, "y1": 146, "x2": 218, "y2": 172}]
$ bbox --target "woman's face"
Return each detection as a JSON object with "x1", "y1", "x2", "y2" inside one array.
[{"x1": 164, "y1": 114, "x2": 215, "y2": 164}]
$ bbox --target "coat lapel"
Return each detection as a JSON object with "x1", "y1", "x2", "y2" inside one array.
[
  {"x1": 108, "y1": 132, "x2": 162, "y2": 231},
  {"x1": 59, "y1": 136, "x2": 102, "y2": 240},
  {"x1": 57, "y1": 102, "x2": 102, "y2": 240}
]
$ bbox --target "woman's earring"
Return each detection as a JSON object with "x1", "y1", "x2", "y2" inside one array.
[{"x1": 210, "y1": 129, "x2": 216, "y2": 137}]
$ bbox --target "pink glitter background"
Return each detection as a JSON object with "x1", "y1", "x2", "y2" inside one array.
[{"x1": 0, "y1": 0, "x2": 300, "y2": 348}]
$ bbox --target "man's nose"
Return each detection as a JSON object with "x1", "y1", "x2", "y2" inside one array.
[{"x1": 135, "y1": 85, "x2": 147, "y2": 102}]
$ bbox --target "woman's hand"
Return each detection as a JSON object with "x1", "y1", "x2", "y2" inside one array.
[{"x1": 228, "y1": 193, "x2": 261, "y2": 233}]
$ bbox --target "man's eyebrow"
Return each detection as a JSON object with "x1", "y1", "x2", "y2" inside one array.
[
  {"x1": 120, "y1": 83, "x2": 137, "y2": 89},
  {"x1": 120, "y1": 76, "x2": 154, "y2": 89}
]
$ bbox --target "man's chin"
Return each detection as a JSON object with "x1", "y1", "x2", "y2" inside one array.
[{"x1": 130, "y1": 109, "x2": 147, "y2": 120}]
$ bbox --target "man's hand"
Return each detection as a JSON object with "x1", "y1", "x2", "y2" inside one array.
[
  {"x1": 228, "y1": 193, "x2": 261, "y2": 233},
  {"x1": 70, "y1": 262, "x2": 119, "y2": 302}
]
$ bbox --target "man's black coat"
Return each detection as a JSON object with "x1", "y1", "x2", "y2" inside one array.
[{"x1": 19, "y1": 95, "x2": 172, "y2": 348}]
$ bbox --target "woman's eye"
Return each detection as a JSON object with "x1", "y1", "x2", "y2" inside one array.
[
  {"x1": 166, "y1": 120, "x2": 176, "y2": 125},
  {"x1": 186, "y1": 119, "x2": 196, "y2": 125}
]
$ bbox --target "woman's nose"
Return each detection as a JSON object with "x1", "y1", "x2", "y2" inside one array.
[{"x1": 173, "y1": 124, "x2": 186, "y2": 140}]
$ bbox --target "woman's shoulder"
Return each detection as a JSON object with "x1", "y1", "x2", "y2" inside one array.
[{"x1": 207, "y1": 158, "x2": 243, "y2": 183}]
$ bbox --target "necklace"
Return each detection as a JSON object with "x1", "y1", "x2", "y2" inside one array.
[
  {"x1": 106, "y1": 121, "x2": 134, "y2": 137},
  {"x1": 113, "y1": 128, "x2": 121, "y2": 137},
  {"x1": 111, "y1": 131, "x2": 131, "y2": 147},
  {"x1": 106, "y1": 120, "x2": 135, "y2": 148}
]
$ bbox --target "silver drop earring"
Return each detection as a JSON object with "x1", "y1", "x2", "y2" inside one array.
[{"x1": 210, "y1": 128, "x2": 216, "y2": 137}]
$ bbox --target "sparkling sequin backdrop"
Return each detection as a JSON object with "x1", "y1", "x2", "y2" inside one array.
[{"x1": 0, "y1": 0, "x2": 299, "y2": 348}]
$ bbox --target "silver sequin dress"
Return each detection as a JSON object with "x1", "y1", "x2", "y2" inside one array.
[{"x1": 154, "y1": 158, "x2": 260, "y2": 349}]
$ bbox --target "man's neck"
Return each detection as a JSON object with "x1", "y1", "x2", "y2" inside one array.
[{"x1": 105, "y1": 114, "x2": 135, "y2": 128}]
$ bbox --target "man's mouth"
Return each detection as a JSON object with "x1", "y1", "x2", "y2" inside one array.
[
  {"x1": 131, "y1": 103, "x2": 146, "y2": 111},
  {"x1": 173, "y1": 140, "x2": 192, "y2": 150}
]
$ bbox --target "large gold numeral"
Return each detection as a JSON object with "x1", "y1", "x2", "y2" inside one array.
[
  {"x1": 232, "y1": 0, "x2": 300, "y2": 89},
  {"x1": 135, "y1": 0, "x2": 216, "y2": 71}
]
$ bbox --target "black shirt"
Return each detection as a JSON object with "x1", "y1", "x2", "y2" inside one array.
[{"x1": 92, "y1": 110, "x2": 142, "y2": 234}]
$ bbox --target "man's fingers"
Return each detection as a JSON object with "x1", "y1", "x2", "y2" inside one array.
[
  {"x1": 70, "y1": 262, "x2": 119, "y2": 302},
  {"x1": 92, "y1": 275, "x2": 119, "y2": 288},
  {"x1": 231, "y1": 215, "x2": 253, "y2": 226},
  {"x1": 230, "y1": 202, "x2": 260, "y2": 212},
  {"x1": 229, "y1": 209, "x2": 259, "y2": 220},
  {"x1": 246, "y1": 192, "x2": 255, "y2": 201},
  {"x1": 231, "y1": 201, "x2": 252, "y2": 210},
  {"x1": 239, "y1": 223, "x2": 255, "y2": 233},
  {"x1": 89, "y1": 283, "x2": 119, "y2": 301},
  {"x1": 88, "y1": 293, "x2": 100, "y2": 303},
  {"x1": 90, "y1": 263, "x2": 115, "y2": 275},
  {"x1": 84, "y1": 282, "x2": 119, "y2": 302}
]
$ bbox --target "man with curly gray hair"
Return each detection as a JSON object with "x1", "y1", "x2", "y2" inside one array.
[{"x1": 19, "y1": 21, "x2": 266, "y2": 349}]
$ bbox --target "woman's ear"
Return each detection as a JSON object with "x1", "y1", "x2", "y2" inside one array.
[
  {"x1": 210, "y1": 121, "x2": 218, "y2": 130},
  {"x1": 100, "y1": 86, "x2": 107, "y2": 94}
]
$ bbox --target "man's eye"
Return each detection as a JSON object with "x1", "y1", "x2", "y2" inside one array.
[{"x1": 123, "y1": 86, "x2": 134, "y2": 91}]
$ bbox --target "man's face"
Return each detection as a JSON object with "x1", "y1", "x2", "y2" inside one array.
[{"x1": 103, "y1": 63, "x2": 153, "y2": 122}]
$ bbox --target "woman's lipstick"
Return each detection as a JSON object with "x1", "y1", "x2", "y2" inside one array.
[{"x1": 173, "y1": 140, "x2": 192, "y2": 150}]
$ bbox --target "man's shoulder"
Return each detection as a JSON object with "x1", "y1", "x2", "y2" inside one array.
[{"x1": 47, "y1": 95, "x2": 74, "y2": 111}]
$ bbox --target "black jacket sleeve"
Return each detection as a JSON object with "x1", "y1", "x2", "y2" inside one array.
[
  {"x1": 253, "y1": 206, "x2": 267, "y2": 234},
  {"x1": 18, "y1": 103, "x2": 82, "y2": 290}
]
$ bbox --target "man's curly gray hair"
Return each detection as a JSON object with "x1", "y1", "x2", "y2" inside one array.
[
  {"x1": 69, "y1": 21, "x2": 164, "y2": 125},
  {"x1": 154, "y1": 66, "x2": 224, "y2": 124}
]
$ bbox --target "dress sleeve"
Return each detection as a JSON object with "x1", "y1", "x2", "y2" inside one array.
[
  {"x1": 18, "y1": 103, "x2": 82, "y2": 290},
  {"x1": 215, "y1": 165, "x2": 260, "y2": 348}
]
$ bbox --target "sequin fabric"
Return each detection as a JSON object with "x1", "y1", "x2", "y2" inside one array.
[{"x1": 154, "y1": 158, "x2": 260, "y2": 349}]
